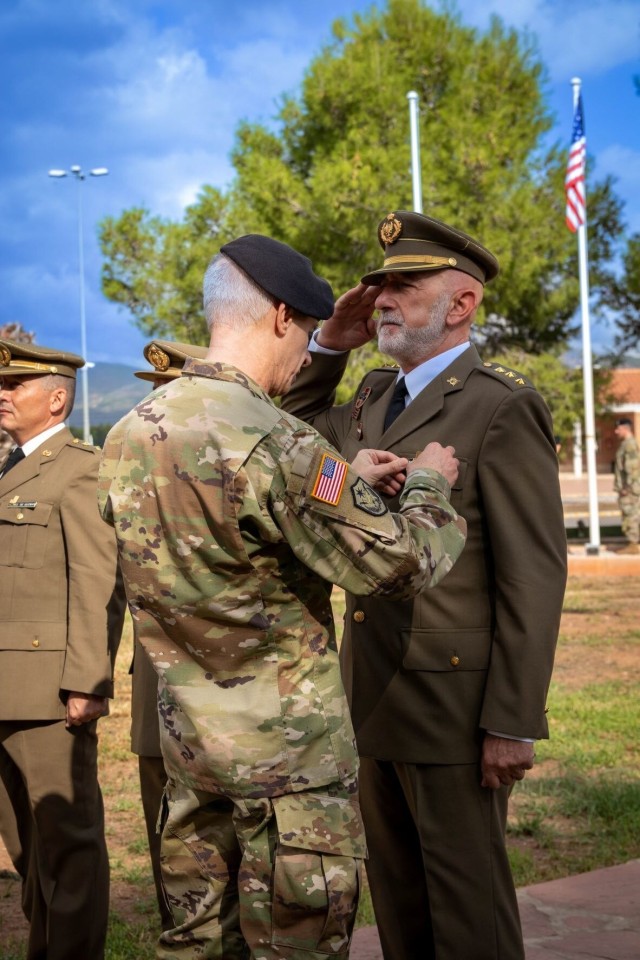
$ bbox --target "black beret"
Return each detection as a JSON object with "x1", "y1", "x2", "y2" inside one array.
[
  {"x1": 220, "y1": 234, "x2": 335, "y2": 321},
  {"x1": 615, "y1": 417, "x2": 633, "y2": 427},
  {"x1": 361, "y1": 211, "x2": 499, "y2": 285}
]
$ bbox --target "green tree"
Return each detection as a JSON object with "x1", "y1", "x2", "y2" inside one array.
[
  {"x1": 99, "y1": 0, "x2": 623, "y2": 357},
  {"x1": 604, "y1": 234, "x2": 640, "y2": 348},
  {"x1": 228, "y1": 0, "x2": 622, "y2": 353},
  {"x1": 99, "y1": 186, "x2": 230, "y2": 345}
]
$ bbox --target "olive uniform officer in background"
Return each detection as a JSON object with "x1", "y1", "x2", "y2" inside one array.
[
  {"x1": 0, "y1": 340, "x2": 125, "y2": 960},
  {"x1": 613, "y1": 416, "x2": 640, "y2": 554},
  {"x1": 99, "y1": 235, "x2": 467, "y2": 959},
  {"x1": 283, "y1": 212, "x2": 568, "y2": 960},
  {"x1": 131, "y1": 338, "x2": 208, "y2": 931}
]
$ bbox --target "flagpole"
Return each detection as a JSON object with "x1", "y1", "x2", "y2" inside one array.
[
  {"x1": 407, "y1": 91, "x2": 423, "y2": 213},
  {"x1": 571, "y1": 76, "x2": 600, "y2": 553}
]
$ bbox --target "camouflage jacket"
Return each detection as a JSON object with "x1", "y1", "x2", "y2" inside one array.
[
  {"x1": 98, "y1": 361, "x2": 465, "y2": 798},
  {"x1": 614, "y1": 434, "x2": 640, "y2": 497}
]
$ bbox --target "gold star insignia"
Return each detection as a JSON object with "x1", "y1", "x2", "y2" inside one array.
[{"x1": 447, "y1": 377, "x2": 460, "y2": 386}]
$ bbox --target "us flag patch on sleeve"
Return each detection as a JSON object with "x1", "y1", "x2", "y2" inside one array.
[{"x1": 311, "y1": 452, "x2": 348, "y2": 505}]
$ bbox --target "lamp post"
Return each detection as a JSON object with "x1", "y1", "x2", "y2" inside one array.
[{"x1": 48, "y1": 165, "x2": 109, "y2": 443}]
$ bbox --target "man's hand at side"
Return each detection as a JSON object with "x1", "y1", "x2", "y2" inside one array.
[
  {"x1": 65, "y1": 692, "x2": 109, "y2": 727},
  {"x1": 481, "y1": 734, "x2": 535, "y2": 789}
]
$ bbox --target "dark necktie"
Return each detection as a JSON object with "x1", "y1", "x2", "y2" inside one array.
[
  {"x1": 0, "y1": 446, "x2": 25, "y2": 477},
  {"x1": 383, "y1": 378, "x2": 408, "y2": 431}
]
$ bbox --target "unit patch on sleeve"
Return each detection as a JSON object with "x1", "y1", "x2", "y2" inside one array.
[
  {"x1": 311, "y1": 453, "x2": 348, "y2": 506},
  {"x1": 350, "y1": 477, "x2": 388, "y2": 516}
]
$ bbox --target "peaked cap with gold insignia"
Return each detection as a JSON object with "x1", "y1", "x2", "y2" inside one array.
[
  {"x1": 135, "y1": 339, "x2": 209, "y2": 383},
  {"x1": 0, "y1": 339, "x2": 84, "y2": 379},
  {"x1": 361, "y1": 210, "x2": 499, "y2": 286}
]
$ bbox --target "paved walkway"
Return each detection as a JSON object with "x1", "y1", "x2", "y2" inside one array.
[
  {"x1": 351, "y1": 859, "x2": 640, "y2": 959},
  {"x1": 558, "y1": 472, "x2": 640, "y2": 576}
]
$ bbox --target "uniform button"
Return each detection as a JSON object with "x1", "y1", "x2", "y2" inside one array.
[
  {"x1": 353, "y1": 610, "x2": 365, "y2": 623},
  {"x1": 32, "y1": 639, "x2": 40, "y2": 648},
  {"x1": 16, "y1": 513, "x2": 24, "y2": 520},
  {"x1": 450, "y1": 655, "x2": 460, "y2": 667}
]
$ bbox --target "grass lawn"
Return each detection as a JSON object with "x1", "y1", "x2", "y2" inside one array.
[{"x1": 1, "y1": 576, "x2": 638, "y2": 959}]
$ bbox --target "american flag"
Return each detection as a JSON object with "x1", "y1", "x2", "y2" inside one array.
[
  {"x1": 565, "y1": 93, "x2": 586, "y2": 232},
  {"x1": 311, "y1": 453, "x2": 348, "y2": 505}
]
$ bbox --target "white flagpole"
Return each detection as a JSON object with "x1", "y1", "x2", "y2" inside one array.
[
  {"x1": 407, "y1": 91, "x2": 423, "y2": 213},
  {"x1": 572, "y1": 76, "x2": 601, "y2": 553}
]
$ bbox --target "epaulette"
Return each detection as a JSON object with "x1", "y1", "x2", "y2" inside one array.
[
  {"x1": 478, "y1": 361, "x2": 531, "y2": 390},
  {"x1": 68, "y1": 438, "x2": 100, "y2": 454}
]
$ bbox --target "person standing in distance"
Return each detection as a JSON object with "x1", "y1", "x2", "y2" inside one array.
[
  {"x1": 613, "y1": 416, "x2": 640, "y2": 554},
  {"x1": 0, "y1": 340, "x2": 125, "y2": 960},
  {"x1": 98, "y1": 234, "x2": 466, "y2": 959},
  {"x1": 131, "y1": 338, "x2": 209, "y2": 931},
  {"x1": 283, "y1": 211, "x2": 568, "y2": 960}
]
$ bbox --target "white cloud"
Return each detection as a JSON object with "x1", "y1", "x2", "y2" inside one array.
[{"x1": 458, "y1": 0, "x2": 640, "y2": 79}]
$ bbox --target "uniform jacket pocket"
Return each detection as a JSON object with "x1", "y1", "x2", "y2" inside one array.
[
  {"x1": 0, "y1": 500, "x2": 53, "y2": 568},
  {"x1": 401, "y1": 627, "x2": 491, "y2": 672}
]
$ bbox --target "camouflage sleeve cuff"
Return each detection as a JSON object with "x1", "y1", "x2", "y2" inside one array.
[{"x1": 401, "y1": 467, "x2": 452, "y2": 503}]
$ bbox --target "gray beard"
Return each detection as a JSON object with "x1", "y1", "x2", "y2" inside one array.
[{"x1": 375, "y1": 295, "x2": 450, "y2": 367}]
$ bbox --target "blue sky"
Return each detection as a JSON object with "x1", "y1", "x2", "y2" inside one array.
[{"x1": 1, "y1": 0, "x2": 639, "y2": 367}]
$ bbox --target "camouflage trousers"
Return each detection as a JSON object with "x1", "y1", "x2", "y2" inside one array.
[
  {"x1": 156, "y1": 780, "x2": 366, "y2": 960},
  {"x1": 619, "y1": 494, "x2": 640, "y2": 543}
]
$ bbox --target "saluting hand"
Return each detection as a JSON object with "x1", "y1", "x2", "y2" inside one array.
[{"x1": 315, "y1": 283, "x2": 379, "y2": 351}]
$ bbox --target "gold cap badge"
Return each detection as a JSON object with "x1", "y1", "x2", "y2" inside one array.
[
  {"x1": 147, "y1": 344, "x2": 171, "y2": 372},
  {"x1": 0, "y1": 345, "x2": 10, "y2": 367},
  {"x1": 379, "y1": 213, "x2": 403, "y2": 246}
]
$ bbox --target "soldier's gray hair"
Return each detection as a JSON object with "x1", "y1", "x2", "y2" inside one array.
[
  {"x1": 203, "y1": 254, "x2": 275, "y2": 329},
  {"x1": 40, "y1": 373, "x2": 76, "y2": 419}
]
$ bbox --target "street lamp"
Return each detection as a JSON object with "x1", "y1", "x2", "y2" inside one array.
[{"x1": 48, "y1": 165, "x2": 109, "y2": 443}]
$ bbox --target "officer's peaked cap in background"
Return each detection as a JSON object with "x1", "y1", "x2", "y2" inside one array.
[
  {"x1": 220, "y1": 234, "x2": 335, "y2": 321},
  {"x1": 361, "y1": 211, "x2": 499, "y2": 285},
  {"x1": 0, "y1": 339, "x2": 84, "y2": 379},
  {"x1": 135, "y1": 340, "x2": 209, "y2": 382}
]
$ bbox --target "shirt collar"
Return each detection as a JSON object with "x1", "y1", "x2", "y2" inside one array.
[
  {"x1": 400, "y1": 342, "x2": 470, "y2": 401},
  {"x1": 20, "y1": 423, "x2": 66, "y2": 458}
]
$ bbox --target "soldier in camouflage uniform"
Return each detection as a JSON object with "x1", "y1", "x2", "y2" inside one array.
[
  {"x1": 130, "y1": 340, "x2": 210, "y2": 931},
  {"x1": 614, "y1": 417, "x2": 640, "y2": 554},
  {"x1": 98, "y1": 235, "x2": 466, "y2": 960}
]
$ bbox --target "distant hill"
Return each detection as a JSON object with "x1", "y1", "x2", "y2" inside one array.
[{"x1": 67, "y1": 362, "x2": 151, "y2": 429}]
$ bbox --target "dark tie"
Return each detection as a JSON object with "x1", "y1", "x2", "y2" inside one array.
[
  {"x1": 383, "y1": 378, "x2": 408, "y2": 431},
  {"x1": 0, "y1": 446, "x2": 25, "y2": 477}
]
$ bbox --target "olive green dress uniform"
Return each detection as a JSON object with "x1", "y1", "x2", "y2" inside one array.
[
  {"x1": 283, "y1": 214, "x2": 567, "y2": 960},
  {"x1": 0, "y1": 341, "x2": 125, "y2": 960},
  {"x1": 130, "y1": 340, "x2": 209, "y2": 932}
]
